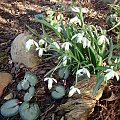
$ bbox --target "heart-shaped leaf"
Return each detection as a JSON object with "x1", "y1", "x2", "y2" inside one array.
[
  {"x1": 19, "y1": 102, "x2": 40, "y2": 120},
  {"x1": 24, "y1": 72, "x2": 38, "y2": 86},
  {"x1": 24, "y1": 87, "x2": 35, "y2": 102},
  {"x1": 58, "y1": 67, "x2": 69, "y2": 79},
  {"x1": 51, "y1": 85, "x2": 65, "y2": 99},
  {"x1": 21, "y1": 80, "x2": 30, "y2": 90},
  {"x1": 0, "y1": 99, "x2": 20, "y2": 117},
  {"x1": 17, "y1": 82, "x2": 22, "y2": 91}
]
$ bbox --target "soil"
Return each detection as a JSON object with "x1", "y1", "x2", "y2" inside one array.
[{"x1": 0, "y1": 0, "x2": 120, "y2": 120}]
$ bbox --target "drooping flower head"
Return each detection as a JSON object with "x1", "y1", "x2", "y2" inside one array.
[
  {"x1": 44, "y1": 77, "x2": 57, "y2": 90},
  {"x1": 68, "y1": 86, "x2": 81, "y2": 97},
  {"x1": 76, "y1": 68, "x2": 90, "y2": 78},
  {"x1": 98, "y1": 35, "x2": 109, "y2": 45},
  {"x1": 62, "y1": 42, "x2": 72, "y2": 51},
  {"x1": 104, "y1": 69, "x2": 119, "y2": 81}
]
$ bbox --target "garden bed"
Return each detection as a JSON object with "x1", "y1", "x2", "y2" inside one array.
[{"x1": 0, "y1": 0, "x2": 120, "y2": 120}]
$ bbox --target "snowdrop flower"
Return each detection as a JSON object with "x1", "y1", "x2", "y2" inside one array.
[
  {"x1": 98, "y1": 35, "x2": 109, "y2": 45},
  {"x1": 63, "y1": 56, "x2": 67, "y2": 66},
  {"x1": 26, "y1": 39, "x2": 35, "y2": 51},
  {"x1": 69, "y1": 16, "x2": 81, "y2": 26},
  {"x1": 76, "y1": 68, "x2": 90, "y2": 78},
  {"x1": 104, "y1": 69, "x2": 119, "y2": 81},
  {"x1": 71, "y1": 7, "x2": 80, "y2": 13},
  {"x1": 52, "y1": 42, "x2": 60, "y2": 49},
  {"x1": 39, "y1": 39, "x2": 46, "y2": 46},
  {"x1": 44, "y1": 77, "x2": 57, "y2": 90},
  {"x1": 68, "y1": 86, "x2": 81, "y2": 97},
  {"x1": 62, "y1": 42, "x2": 72, "y2": 51},
  {"x1": 57, "y1": 27, "x2": 62, "y2": 32},
  {"x1": 82, "y1": 37, "x2": 91, "y2": 48},
  {"x1": 72, "y1": 33, "x2": 84, "y2": 43},
  {"x1": 36, "y1": 47, "x2": 44, "y2": 57}
]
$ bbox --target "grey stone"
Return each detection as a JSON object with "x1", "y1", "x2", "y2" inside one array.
[{"x1": 11, "y1": 33, "x2": 40, "y2": 68}]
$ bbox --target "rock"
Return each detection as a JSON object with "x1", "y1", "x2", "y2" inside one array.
[
  {"x1": 57, "y1": 75, "x2": 105, "y2": 120},
  {"x1": 0, "y1": 72, "x2": 13, "y2": 97},
  {"x1": 11, "y1": 33, "x2": 40, "y2": 68}
]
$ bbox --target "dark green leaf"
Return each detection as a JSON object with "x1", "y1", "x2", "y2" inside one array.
[
  {"x1": 51, "y1": 85, "x2": 65, "y2": 99},
  {"x1": 24, "y1": 72, "x2": 38, "y2": 86},
  {"x1": 19, "y1": 102, "x2": 40, "y2": 120},
  {"x1": 24, "y1": 87, "x2": 35, "y2": 102},
  {"x1": 0, "y1": 99, "x2": 19, "y2": 117},
  {"x1": 92, "y1": 73, "x2": 104, "y2": 96},
  {"x1": 58, "y1": 67, "x2": 69, "y2": 79}
]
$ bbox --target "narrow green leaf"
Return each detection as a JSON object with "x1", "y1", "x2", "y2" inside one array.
[
  {"x1": 26, "y1": 25, "x2": 41, "y2": 38},
  {"x1": 35, "y1": 19, "x2": 60, "y2": 37},
  {"x1": 108, "y1": 38, "x2": 113, "y2": 64},
  {"x1": 92, "y1": 73, "x2": 104, "y2": 96},
  {"x1": 95, "y1": 66, "x2": 110, "y2": 71}
]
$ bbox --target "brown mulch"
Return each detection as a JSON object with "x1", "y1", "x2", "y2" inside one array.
[{"x1": 0, "y1": 0, "x2": 120, "y2": 120}]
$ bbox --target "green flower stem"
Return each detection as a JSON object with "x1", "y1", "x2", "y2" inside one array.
[{"x1": 75, "y1": 75, "x2": 78, "y2": 87}]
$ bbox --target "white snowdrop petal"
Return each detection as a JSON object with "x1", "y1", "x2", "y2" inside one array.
[
  {"x1": 86, "y1": 69, "x2": 90, "y2": 78},
  {"x1": 33, "y1": 41, "x2": 39, "y2": 48},
  {"x1": 105, "y1": 69, "x2": 112, "y2": 72},
  {"x1": 76, "y1": 88, "x2": 81, "y2": 94},
  {"x1": 77, "y1": 33, "x2": 84, "y2": 43},
  {"x1": 70, "y1": 16, "x2": 81, "y2": 25},
  {"x1": 68, "y1": 88, "x2": 76, "y2": 97},
  {"x1": 76, "y1": 69, "x2": 83, "y2": 76},
  {"x1": 104, "y1": 71, "x2": 114, "y2": 81},
  {"x1": 38, "y1": 48, "x2": 43, "y2": 57},
  {"x1": 52, "y1": 78, "x2": 57, "y2": 83},
  {"x1": 62, "y1": 42, "x2": 72, "y2": 51},
  {"x1": 48, "y1": 79, "x2": 53, "y2": 90},
  {"x1": 71, "y1": 7, "x2": 80, "y2": 13},
  {"x1": 63, "y1": 56, "x2": 67, "y2": 66},
  {"x1": 70, "y1": 86, "x2": 74, "y2": 89},
  {"x1": 39, "y1": 39, "x2": 45, "y2": 45},
  {"x1": 35, "y1": 47, "x2": 40, "y2": 51},
  {"x1": 98, "y1": 35, "x2": 109, "y2": 45},
  {"x1": 44, "y1": 78, "x2": 49, "y2": 81},
  {"x1": 105, "y1": 37, "x2": 109, "y2": 45},
  {"x1": 82, "y1": 37, "x2": 91, "y2": 48},
  {"x1": 25, "y1": 39, "x2": 34, "y2": 51},
  {"x1": 72, "y1": 34, "x2": 78, "y2": 40}
]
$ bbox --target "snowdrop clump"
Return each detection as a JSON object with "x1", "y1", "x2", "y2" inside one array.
[{"x1": 26, "y1": 6, "x2": 120, "y2": 97}]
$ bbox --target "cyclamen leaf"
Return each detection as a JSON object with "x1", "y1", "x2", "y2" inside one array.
[
  {"x1": 24, "y1": 72, "x2": 38, "y2": 86},
  {"x1": 21, "y1": 80, "x2": 30, "y2": 90},
  {"x1": 24, "y1": 87, "x2": 35, "y2": 102},
  {"x1": 58, "y1": 67, "x2": 69, "y2": 79},
  {"x1": 17, "y1": 82, "x2": 22, "y2": 91},
  {"x1": 0, "y1": 99, "x2": 19, "y2": 117},
  {"x1": 19, "y1": 102, "x2": 40, "y2": 120},
  {"x1": 51, "y1": 85, "x2": 65, "y2": 99}
]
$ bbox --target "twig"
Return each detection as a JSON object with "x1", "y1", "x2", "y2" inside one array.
[{"x1": 40, "y1": 104, "x2": 55, "y2": 120}]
